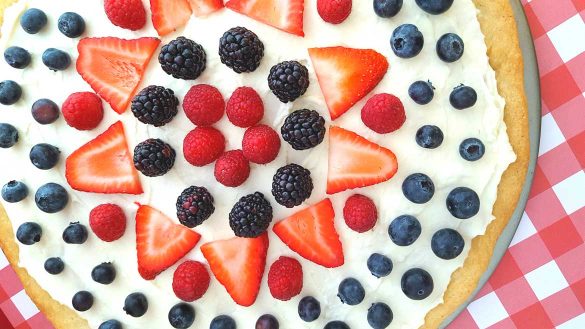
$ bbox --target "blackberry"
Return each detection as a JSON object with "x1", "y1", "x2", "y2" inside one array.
[
  {"x1": 131, "y1": 86, "x2": 179, "y2": 127},
  {"x1": 219, "y1": 27, "x2": 264, "y2": 73},
  {"x1": 271, "y1": 164, "x2": 313, "y2": 208},
  {"x1": 281, "y1": 109, "x2": 326, "y2": 150},
  {"x1": 159, "y1": 37, "x2": 206, "y2": 80},
  {"x1": 229, "y1": 192, "x2": 273, "y2": 238},
  {"x1": 133, "y1": 139, "x2": 176, "y2": 177},
  {"x1": 268, "y1": 61, "x2": 309, "y2": 103},
  {"x1": 176, "y1": 186, "x2": 215, "y2": 228}
]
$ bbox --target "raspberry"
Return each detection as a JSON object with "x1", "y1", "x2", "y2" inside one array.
[
  {"x1": 172, "y1": 261, "x2": 210, "y2": 302},
  {"x1": 226, "y1": 87, "x2": 264, "y2": 128},
  {"x1": 89, "y1": 204, "x2": 126, "y2": 242},
  {"x1": 183, "y1": 84, "x2": 225, "y2": 126},
  {"x1": 242, "y1": 125, "x2": 281, "y2": 164},
  {"x1": 343, "y1": 194, "x2": 378, "y2": 233},
  {"x1": 317, "y1": 0, "x2": 352, "y2": 24},
  {"x1": 214, "y1": 150, "x2": 250, "y2": 187},
  {"x1": 104, "y1": 0, "x2": 146, "y2": 31},
  {"x1": 361, "y1": 93, "x2": 406, "y2": 134},
  {"x1": 267, "y1": 256, "x2": 303, "y2": 301},
  {"x1": 183, "y1": 127, "x2": 225, "y2": 166},
  {"x1": 62, "y1": 92, "x2": 104, "y2": 131}
]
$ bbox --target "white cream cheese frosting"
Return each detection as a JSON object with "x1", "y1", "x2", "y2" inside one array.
[{"x1": 0, "y1": 0, "x2": 516, "y2": 328}]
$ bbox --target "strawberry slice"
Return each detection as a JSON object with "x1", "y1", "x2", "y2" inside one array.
[
  {"x1": 136, "y1": 205, "x2": 201, "y2": 280},
  {"x1": 327, "y1": 126, "x2": 398, "y2": 194},
  {"x1": 201, "y1": 233, "x2": 269, "y2": 306},
  {"x1": 308, "y1": 47, "x2": 389, "y2": 120},
  {"x1": 65, "y1": 121, "x2": 143, "y2": 194},
  {"x1": 151, "y1": 0, "x2": 192, "y2": 36},
  {"x1": 273, "y1": 199, "x2": 344, "y2": 268},
  {"x1": 226, "y1": 0, "x2": 305, "y2": 36},
  {"x1": 189, "y1": 0, "x2": 224, "y2": 16},
  {"x1": 77, "y1": 37, "x2": 160, "y2": 114}
]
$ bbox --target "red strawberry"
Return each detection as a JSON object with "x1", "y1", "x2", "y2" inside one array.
[
  {"x1": 226, "y1": 0, "x2": 305, "y2": 36},
  {"x1": 201, "y1": 233, "x2": 269, "y2": 306},
  {"x1": 136, "y1": 205, "x2": 201, "y2": 280},
  {"x1": 104, "y1": 0, "x2": 147, "y2": 30},
  {"x1": 188, "y1": 0, "x2": 224, "y2": 16},
  {"x1": 308, "y1": 47, "x2": 389, "y2": 120},
  {"x1": 172, "y1": 260, "x2": 210, "y2": 302},
  {"x1": 65, "y1": 121, "x2": 143, "y2": 194},
  {"x1": 89, "y1": 204, "x2": 127, "y2": 242},
  {"x1": 327, "y1": 126, "x2": 398, "y2": 194},
  {"x1": 151, "y1": 0, "x2": 192, "y2": 36},
  {"x1": 317, "y1": 0, "x2": 352, "y2": 24},
  {"x1": 273, "y1": 199, "x2": 344, "y2": 268},
  {"x1": 77, "y1": 37, "x2": 160, "y2": 114},
  {"x1": 267, "y1": 256, "x2": 303, "y2": 301}
]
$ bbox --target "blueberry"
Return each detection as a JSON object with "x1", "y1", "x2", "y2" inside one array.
[
  {"x1": 168, "y1": 303, "x2": 195, "y2": 329},
  {"x1": 91, "y1": 263, "x2": 116, "y2": 284},
  {"x1": 256, "y1": 314, "x2": 279, "y2": 329},
  {"x1": 408, "y1": 80, "x2": 434, "y2": 105},
  {"x1": 401, "y1": 268, "x2": 434, "y2": 300},
  {"x1": 4, "y1": 46, "x2": 31, "y2": 69},
  {"x1": 450, "y1": 85, "x2": 477, "y2": 109},
  {"x1": 416, "y1": 125, "x2": 443, "y2": 149},
  {"x1": 415, "y1": 0, "x2": 454, "y2": 14},
  {"x1": 367, "y1": 302, "x2": 393, "y2": 329},
  {"x1": 373, "y1": 0, "x2": 403, "y2": 18},
  {"x1": 388, "y1": 215, "x2": 421, "y2": 246},
  {"x1": 324, "y1": 321, "x2": 350, "y2": 329},
  {"x1": 337, "y1": 278, "x2": 365, "y2": 306},
  {"x1": 20, "y1": 8, "x2": 47, "y2": 34},
  {"x1": 58, "y1": 12, "x2": 85, "y2": 38},
  {"x1": 459, "y1": 138, "x2": 485, "y2": 161},
  {"x1": 72, "y1": 291, "x2": 93, "y2": 312},
  {"x1": 446, "y1": 187, "x2": 480, "y2": 219},
  {"x1": 437, "y1": 33, "x2": 464, "y2": 62},
  {"x1": 35, "y1": 183, "x2": 69, "y2": 213},
  {"x1": 367, "y1": 253, "x2": 393, "y2": 278},
  {"x1": 62, "y1": 222, "x2": 88, "y2": 244},
  {"x1": 298, "y1": 296, "x2": 320, "y2": 322},
  {"x1": 432, "y1": 228, "x2": 465, "y2": 260},
  {"x1": 402, "y1": 173, "x2": 435, "y2": 204},
  {"x1": 124, "y1": 292, "x2": 148, "y2": 317},
  {"x1": 0, "y1": 123, "x2": 18, "y2": 148},
  {"x1": 30, "y1": 143, "x2": 60, "y2": 170},
  {"x1": 391, "y1": 24, "x2": 424, "y2": 58},
  {"x1": 99, "y1": 320, "x2": 122, "y2": 329},
  {"x1": 16, "y1": 222, "x2": 42, "y2": 245},
  {"x1": 44, "y1": 257, "x2": 64, "y2": 275},
  {"x1": 0, "y1": 80, "x2": 22, "y2": 105},
  {"x1": 31, "y1": 99, "x2": 60, "y2": 124},
  {"x1": 2, "y1": 180, "x2": 28, "y2": 203},
  {"x1": 42, "y1": 48, "x2": 71, "y2": 71},
  {"x1": 210, "y1": 315, "x2": 236, "y2": 329}
]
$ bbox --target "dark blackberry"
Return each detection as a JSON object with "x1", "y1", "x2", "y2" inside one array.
[
  {"x1": 229, "y1": 192, "x2": 273, "y2": 238},
  {"x1": 271, "y1": 164, "x2": 313, "y2": 208},
  {"x1": 131, "y1": 86, "x2": 179, "y2": 127},
  {"x1": 159, "y1": 37, "x2": 206, "y2": 80},
  {"x1": 176, "y1": 186, "x2": 215, "y2": 228},
  {"x1": 281, "y1": 109, "x2": 326, "y2": 150},
  {"x1": 268, "y1": 61, "x2": 309, "y2": 103},
  {"x1": 219, "y1": 27, "x2": 264, "y2": 73},
  {"x1": 133, "y1": 139, "x2": 176, "y2": 177}
]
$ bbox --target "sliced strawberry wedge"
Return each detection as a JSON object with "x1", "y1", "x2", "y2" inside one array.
[
  {"x1": 189, "y1": 0, "x2": 224, "y2": 16},
  {"x1": 77, "y1": 37, "x2": 160, "y2": 114},
  {"x1": 226, "y1": 0, "x2": 305, "y2": 36},
  {"x1": 308, "y1": 47, "x2": 389, "y2": 120},
  {"x1": 65, "y1": 121, "x2": 143, "y2": 194},
  {"x1": 273, "y1": 199, "x2": 344, "y2": 268},
  {"x1": 151, "y1": 0, "x2": 192, "y2": 36},
  {"x1": 201, "y1": 233, "x2": 269, "y2": 306},
  {"x1": 327, "y1": 126, "x2": 398, "y2": 194},
  {"x1": 136, "y1": 205, "x2": 201, "y2": 280}
]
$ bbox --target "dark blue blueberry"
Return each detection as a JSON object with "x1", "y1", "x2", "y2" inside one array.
[
  {"x1": 402, "y1": 173, "x2": 435, "y2": 204},
  {"x1": 337, "y1": 277, "x2": 365, "y2": 306},
  {"x1": 58, "y1": 12, "x2": 85, "y2": 38},
  {"x1": 460, "y1": 138, "x2": 485, "y2": 161},
  {"x1": 416, "y1": 125, "x2": 443, "y2": 149},
  {"x1": 298, "y1": 296, "x2": 321, "y2": 322},
  {"x1": 0, "y1": 123, "x2": 18, "y2": 148},
  {"x1": 437, "y1": 33, "x2": 464, "y2": 62},
  {"x1": 42, "y1": 48, "x2": 71, "y2": 71},
  {"x1": 256, "y1": 314, "x2": 279, "y2": 329},
  {"x1": 44, "y1": 257, "x2": 64, "y2": 275},
  {"x1": 20, "y1": 8, "x2": 47, "y2": 34},
  {"x1": 431, "y1": 228, "x2": 465, "y2": 260},
  {"x1": 450, "y1": 85, "x2": 477, "y2": 109},
  {"x1": 324, "y1": 321, "x2": 350, "y2": 329},
  {"x1": 388, "y1": 215, "x2": 422, "y2": 246},
  {"x1": 373, "y1": 0, "x2": 403, "y2": 18},
  {"x1": 62, "y1": 222, "x2": 88, "y2": 244},
  {"x1": 98, "y1": 320, "x2": 122, "y2": 329},
  {"x1": 367, "y1": 253, "x2": 393, "y2": 278},
  {"x1": 72, "y1": 291, "x2": 93, "y2": 312},
  {"x1": 168, "y1": 303, "x2": 195, "y2": 329},
  {"x1": 91, "y1": 263, "x2": 116, "y2": 284},
  {"x1": 30, "y1": 143, "x2": 60, "y2": 170},
  {"x1": 446, "y1": 187, "x2": 480, "y2": 219},
  {"x1": 0, "y1": 80, "x2": 22, "y2": 105},
  {"x1": 401, "y1": 268, "x2": 434, "y2": 300},
  {"x1": 210, "y1": 315, "x2": 236, "y2": 329},
  {"x1": 367, "y1": 302, "x2": 393, "y2": 329},
  {"x1": 16, "y1": 222, "x2": 42, "y2": 245},
  {"x1": 4, "y1": 46, "x2": 31, "y2": 69},
  {"x1": 124, "y1": 292, "x2": 148, "y2": 317},
  {"x1": 35, "y1": 183, "x2": 69, "y2": 213},
  {"x1": 391, "y1": 24, "x2": 424, "y2": 58},
  {"x1": 408, "y1": 80, "x2": 434, "y2": 105},
  {"x1": 31, "y1": 99, "x2": 60, "y2": 124},
  {"x1": 2, "y1": 180, "x2": 28, "y2": 203},
  {"x1": 415, "y1": 0, "x2": 454, "y2": 14}
]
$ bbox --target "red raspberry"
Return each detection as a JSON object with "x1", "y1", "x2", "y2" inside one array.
[
  {"x1": 214, "y1": 150, "x2": 251, "y2": 187},
  {"x1": 361, "y1": 93, "x2": 406, "y2": 134},
  {"x1": 226, "y1": 87, "x2": 264, "y2": 128},
  {"x1": 343, "y1": 194, "x2": 378, "y2": 233},
  {"x1": 172, "y1": 261, "x2": 210, "y2": 302},
  {"x1": 267, "y1": 256, "x2": 303, "y2": 301},
  {"x1": 183, "y1": 84, "x2": 225, "y2": 126},
  {"x1": 242, "y1": 125, "x2": 281, "y2": 164},
  {"x1": 89, "y1": 204, "x2": 126, "y2": 242},
  {"x1": 183, "y1": 127, "x2": 225, "y2": 166},
  {"x1": 317, "y1": 0, "x2": 352, "y2": 24},
  {"x1": 104, "y1": 0, "x2": 146, "y2": 31},
  {"x1": 62, "y1": 92, "x2": 104, "y2": 131}
]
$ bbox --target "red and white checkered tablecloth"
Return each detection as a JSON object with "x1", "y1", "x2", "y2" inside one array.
[{"x1": 1, "y1": 0, "x2": 584, "y2": 328}]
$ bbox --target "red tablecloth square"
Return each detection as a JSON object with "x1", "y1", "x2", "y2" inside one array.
[
  {"x1": 539, "y1": 216, "x2": 583, "y2": 257},
  {"x1": 541, "y1": 287, "x2": 584, "y2": 326},
  {"x1": 541, "y1": 65, "x2": 582, "y2": 110},
  {"x1": 525, "y1": 189, "x2": 566, "y2": 229},
  {"x1": 529, "y1": 165, "x2": 552, "y2": 198},
  {"x1": 496, "y1": 277, "x2": 539, "y2": 314},
  {"x1": 566, "y1": 53, "x2": 585, "y2": 89},
  {"x1": 556, "y1": 243, "x2": 585, "y2": 284},
  {"x1": 488, "y1": 253, "x2": 524, "y2": 290},
  {"x1": 551, "y1": 95, "x2": 585, "y2": 140},
  {"x1": 509, "y1": 235, "x2": 553, "y2": 273},
  {"x1": 523, "y1": 4, "x2": 547, "y2": 38},
  {"x1": 573, "y1": 0, "x2": 585, "y2": 12},
  {"x1": 526, "y1": 0, "x2": 579, "y2": 31},
  {"x1": 511, "y1": 303, "x2": 555, "y2": 329},
  {"x1": 534, "y1": 35, "x2": 564, "y2": 75},
  {"x1": 537, "y1": 144, "x2": 581, "y2": 185},
  {"x1": 568, "y1": 131, "x2": 585, "y2": 167}
]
